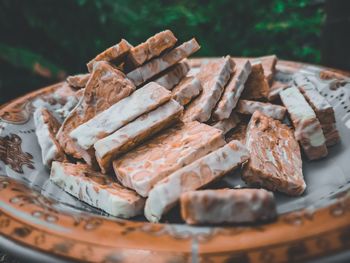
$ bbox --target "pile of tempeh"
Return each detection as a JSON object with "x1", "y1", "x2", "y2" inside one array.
[{"x1": 33, "y1": 30, "x2": 340, "y2": 225}]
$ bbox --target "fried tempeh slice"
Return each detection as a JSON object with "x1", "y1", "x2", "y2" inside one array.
[
  {"x1": 212, "y1": 60, "x2": 251, "y2": 121},
  {"x1": 268, "y1": 80, "x2": 290, "y2": 101},
  {"x1": 294, "y1": 74, "x2": 336, "y2": 124},
  {"x1": 212, "y1": 112, "x2": 240, "y2": 135},
  {"x1": 254, "y1": 55, "x2": 277, "y2": 84},
  {"x1": 56, "y1": 61, "x2": 135, "y2": 164},
  {"x1": 182, "y1": 56, "x2": 235, "y2": 122},
  {"x1": 113, "y1": 121, "x2": 226, "y2": 197},
  {"x1": 241, "y1": 63, "x2": 270, "y2": 100},
  {"x1": 127, "y1": 39, "x2": 200, "y2": 86},
  {"x1": 180, "y1": 189, "x2": 276, "y2": 225},
  {"x1": 294, "y1": 74, "x2": 339, "y2": 146},
  {"x1": 322, "y1": 123, "x2": 341, "y2": 147},
  {"x1": 66, "y1": 73, "x2": 91, "y2": 89},
  {"x1": 154, "y1": 61, "x2": 189, "y2": 90},
  {"x1": 70, "y1": 82, "x2": 171, "y2": 151},
  {"x1": 126, "y1": 30, "x2": 177, "y2": 69},
  {"x1": 87, "y1": 39, "x2": 132, "y2": 72},
  {"x1": 95, "y1": 100, "x2": 183, "y2": 173},
  {"x1": 242, "y1": 111, "x2": 306, "y2": 196},
  {"x1": 34, "y1": 108, "x2": 66, "y2": 167},
  {"x1": 280, "y1": 86, "x2": 328, "y2": 160},
  {"x1": 50, "y1": 162, "x2": 144, "y2": 218},
  {"x1": 144, "y1": 140, "x2": 250, "y2": 222},
  {"x1": 172, "y1": 76, "x2": 202, "y2": 106},
  {"x1": 236, "y1": 99, "x2": 286, "y2": 120}
]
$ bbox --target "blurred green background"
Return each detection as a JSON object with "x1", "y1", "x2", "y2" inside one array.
[{"x1": 0, "y1": 0, "x2": 349, "y2": 104}]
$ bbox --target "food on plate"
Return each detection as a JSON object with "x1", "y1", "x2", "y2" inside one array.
[
  {"x1": 154, "y1": 61, "x2": 190, "y2": 90},
  {"x1": 280, "y1": 86, "x2": 328, "y2": 160},
  {"x1": 95, "y1": 99, "x2": 183, "y2": 173},
  {"x1": 34, "y1": 108, "x2": 66, "y2": 167},
  {"x1": 50, "y1": 162, "x2": 144, "y2": 218},
  {"x1": 212, "y1": 112, "x2": 241, "y2": 135},
  {"x1": 56, "y1": 61, "x2": 135, "y2": 164},
  {"x1": 212, "y1": 60, "x2": 252, "y2": 120},
  {"x1": 125, "y1": 30, "x2": 177, "y2": 70},
  {"x1": 241, "y1": 63, "x2": 270, "y2": 100},
  {"x1": 113, "y1": 121, "x2": 225, "y2": 197},
  {"x1": 255, "y1": 55, "x2": 277, "y2": 84},
  {"x1": 127, "y1": 38, "x2": 200, "y2": 86},
  {"x1": 28, "y1": 30, "x2": 339, "y2": 225},
  {"x1": 66, "y1": 73, "x2": 91, "y2": 89},
  {"x1": 144, "y1": 140, "x2": 250, "y2": 222},
  {"x1": 236, "y1": 99, "x2": 286, "y2": 120},
  {"x1": 87, "y1": 39, "x2": 132, "y2": 72},
  {"x1": 171, "y1": 76, "x2": 202, "y2": 106},
  {"x1": 70, "y1": 82, "x2": 171, "y2": 150},
  {"x1": 242, "y1": 111, "x2": 306, "y2": 196},
  {"x1": 180, "y1": 188, "x2": 276, "y2": 224},
  {"x1": 268, "y1": 80, "x2": 290, "y2": 101},
  {"x1": 182, "y1": 56, "x2": 235, "y2": 122},
  {"x1": 294, "y1": 73, "x2": 340, "y2": 146}
]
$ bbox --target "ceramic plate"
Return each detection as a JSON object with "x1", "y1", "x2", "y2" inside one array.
[{"x1": 1, "y1": 59, "x2": 350, "y2": 263}]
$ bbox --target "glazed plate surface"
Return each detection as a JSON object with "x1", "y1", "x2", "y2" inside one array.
[{"x1": 1, "y1": 59, "x2": 350, "y2": 263}]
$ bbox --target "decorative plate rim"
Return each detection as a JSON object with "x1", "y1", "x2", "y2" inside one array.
[{"x1": 1, "y1": 59, "x2": 350, "y2": 263}]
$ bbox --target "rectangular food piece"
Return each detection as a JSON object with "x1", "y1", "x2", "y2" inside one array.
[
  {"x1": 280, "y1": 86, "x2": 328, "y2": 160},
  {"x1": 268, "y1": 80, "x2": 290, "y2": 101},
  {"x1": 241, "y1": 62, "x2": 270, "y2": 100},
  {"x1": 70, "y1": 82, "x2": 171, "y2": 150},
  {"x1": 154, "y1": 61, "x2": 189, "y2": 90},
  {"x1": 294, "y1": 74, "x2": 336, "y2": 124},
  {"x1": 50, "y1": 162, "x2": 144, "y2": 218},
  {"x1": 294, "y1": 74, "x2": 339, "y2": 146},
  {"x1": 57, "y1": 61, "x2": 135, "y2": 164},
  {"x1": 236, "y1": 100, "x2": 286, "y2": 120},
  {"x1": 182, "y1": 56, "x2": 235, "y2": 122},
  {"x1": 144, "y1": 140, "x2": 250, "y2": 222},
  {"x1": 34, "y1": 108, "x2": 66, "y2": 167},
  {"x1": 172, "y1": 76, "x2": 202, "y2": 106},
  {"x1": 94, "y1": 100, "x2": 183, "y2": 173},
  {"x1": 254, "y1": 55, "x2": 277, "y2": 84},
  {"x1": 126, "y1": 30, "x2": 177, "y2": 69},
  {"x1": 180, "y1": 189, "x2": 276, "y2": 224},
  {"x1": 212, "y1": 60, "x2": 251, "y2": 121},
  {"x1": 66, "y1": 73, "x2": 91, "y2": 89},
  {"x1": 242, "y1": 111, "x2": 306, "y2": 195},
  {"x1": 212, "y1": 113, "x2": 240, "y2": 135},
  {"x1": 322, "y1": 123, "x2": 340, "y2": 147},
  {"x1": 87, "y1": 39, "x2": 132, "y2": 71},
  {"x1": 127, "y1": 38, "x2": 200, "y2": 86},
  {"x1": 113, "y1": 121, "x2": 226, "y2": 197}
]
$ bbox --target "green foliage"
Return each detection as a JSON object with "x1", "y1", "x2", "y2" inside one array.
[{"x1": 0, "y1": 0, "x2": 324, "y2": 101}]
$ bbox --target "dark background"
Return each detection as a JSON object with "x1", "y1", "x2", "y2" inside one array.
[{"x1": 0, "y1": 0, "x2": 349, "y2": 105}]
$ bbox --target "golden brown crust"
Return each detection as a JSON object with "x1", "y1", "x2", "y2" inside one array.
[
  {"x1": 126, "y1": 30, "x2": 177, "y2": 70},
  {"x1": 242, "y1": 111, "x2": 305, "y2": 196},
  {"x1": 57, "y1": 61, "x2": 135, "y2": 162},
  {"x1": 87, "y1": 39, "x2": 132, "y2": 72}
]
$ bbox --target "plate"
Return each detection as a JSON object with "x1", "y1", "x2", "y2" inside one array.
[{"x1": 1, "y1": 59, "x2": 350, "y2": 263}]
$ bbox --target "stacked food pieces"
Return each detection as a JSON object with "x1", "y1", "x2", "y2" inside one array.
[
  {"x1": 293, "y1": 74, "x2": 340, "y2": 147},
  {"x1": 30, "y1": 30, "x2": 340, "y2": 225}
]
